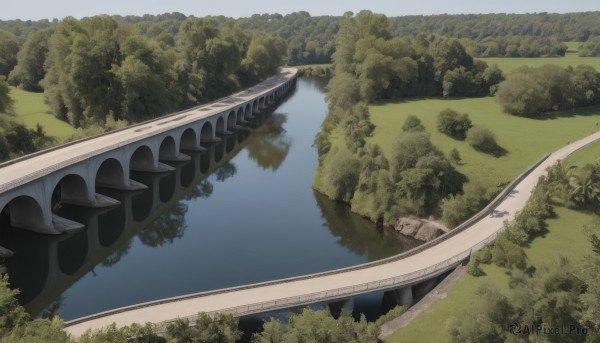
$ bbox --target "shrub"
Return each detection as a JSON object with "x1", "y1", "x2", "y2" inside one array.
[
  {"x1": 467, "y1": 259, "x2": 485, "y2": 276},
  {"x1": 402, "y1": 114, "x2": 425, "y2": 132},
  {"x1": 449, "y1": 148, "x2": 461, "y2": 164},
  {"x1": 436, "y1": 108, "x2": 472, "y2": 140},
  {"x1": 466, "y1": 126, "x2": 500, "y2": 154}
]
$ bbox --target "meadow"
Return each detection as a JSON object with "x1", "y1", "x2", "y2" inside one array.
[
  {"x1": 368, "y1": 98, "x2": 600, "y2": 191},
  {"x1": 477, "y1": 41, "x2": 600, "y2": 74},
  {"x1": 383, "y1": 49, "x2": 600, "y2": 342},
  {"x1": 9, "y1": 87, "x2": 75, "y2": 140}
]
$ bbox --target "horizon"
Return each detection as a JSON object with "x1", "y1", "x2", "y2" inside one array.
[{"x1": 2, "y1": 0, "x2": 599, "y2": 21}]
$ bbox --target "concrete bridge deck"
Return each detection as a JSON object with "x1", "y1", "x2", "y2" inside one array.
[
  {"x1": 63, "y1": 126, "x2": 600, "y2": 336},
  {"x1": 0, "y1": 68, "x2": 297, "y2": 235}
]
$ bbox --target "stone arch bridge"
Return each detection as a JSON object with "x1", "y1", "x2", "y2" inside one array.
[{"x1": 0, "y1": 68, "x2": 297, "y2": 238}]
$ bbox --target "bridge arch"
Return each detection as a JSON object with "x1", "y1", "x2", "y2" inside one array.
[
  {"x1": 95, "y1": 158, "x2": 126, "y2": 190},
  {"x1": 180, "y1": 128, "x2": 198, "y2": 151},
  {"x1": 252, "y1": 100, "x2": 259, "y2": 114},
  {"x1": 159, "y1": 136, "x2": 178, "y2": 161},
  {"x1": 227, "y1": 110, "x2": 236, "y2": 129},
  {"x1": 200, "y1": 121, "x2": 214, "y2": 142},
  {"x1": 244, "y1": 103, "x2": 252, "y2": 119},
  {"x1": 130, "y1": 145, "x2": 155, "y2": 172},
  {"x1": 216, "y1": 117, "x2": 225, "y2": 134},
  {"x1": 53, "y1": 174, "x2": 92, "y2": 207},
  {"x1": 2, "y1": 196, "x2": 46, "y2": 232},
  {"x1": 236, "y1": 107, "x2": 244, "y2": 124}
]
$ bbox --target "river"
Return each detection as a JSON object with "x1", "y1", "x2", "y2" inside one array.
[{"x1": 0, "y1": 77, "x2": 420, "y2": 323}]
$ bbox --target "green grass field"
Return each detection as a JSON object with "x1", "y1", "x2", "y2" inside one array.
[
  {"x1": 477, "y1": 42, "x2": 600, "y2": 74},
  {"x1": 9, "y1": 87, "x2": 76, "y2": 140},
  {"x1": 368, "y1": 98, "x2": 600, "y2": 191},
  {"x1": 384, "y1": 118, "x2": 600, "y2": 343}
]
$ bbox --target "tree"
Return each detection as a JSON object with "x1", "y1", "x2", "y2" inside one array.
[
  {"x1": 0, "y1": 30, "x2": 18, "y2": 77},
  {"x1": 401, "y1": 114, "x2": 425, "y2": 132},
  {"x1": 251, "y1": 307, "x2": 403, "y2": 343},
  {"x1": 436, "y1": 108, "x2": 472, "y2": 140},
  {"x1": 0, "y1": 76, "x2": 13, "y2": 113},
  {"x1": 165, "y1": 313, "x2": 242, "y2": 343},
  {"x1": 449, "y1": 148, "x2": 461, "y2": 164},
  {"x1": 8, "y1": 29, "x2": 52, "y2": 91},
  {"x1": 323, "y1": 150, "x2": 361, "y2": 202},
  {"x1": 568, "y1": 164, "x2": 600, "y2": 207}
]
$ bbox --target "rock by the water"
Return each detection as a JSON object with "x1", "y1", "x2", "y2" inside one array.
[{"x1": 394, "y1": 217, "x2": 448, "y2": 242}]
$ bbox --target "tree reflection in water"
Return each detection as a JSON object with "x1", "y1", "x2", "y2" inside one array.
[
  {"x1": 185, "y1": 179, "x2": 213, "y2": 200},
  {"x1": 138, "y1": 202, "x2": 188, "y2": 248},
  {"x1": 313, "y1": 190, "x2": 421, "y2": 261},
  {"x1": 245, "y1": 114, "x2": 291, "y2": 171},
  {"x1": 213, "y1": 162, "x2": 237, "y2": 182}
]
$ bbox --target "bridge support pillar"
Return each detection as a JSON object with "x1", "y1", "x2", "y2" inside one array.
[
  {"x1": 159, "y1": 153, "x2": 191, "y2": 163},
  {"x1": 61, "y1": 193, "x2": 120, "y2": 209},
  {"x1": 130, "y1": 162, "x2": 175, "y2": 173},
  {"x1": 383, "y1": 286, "x2": 413, "y2": 309},
  {"x1": 200, "y1": 137, "x2": 221, "y2": 143},
  {"x1": 328, "y1": 298, "x2": 353, "y2": 319},
  {"x1": 217, "y1": 130, "x2": 233, "y2": 135}
]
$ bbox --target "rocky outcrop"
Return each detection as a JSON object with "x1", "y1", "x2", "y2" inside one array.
[{"x1": 393, "y1": 217, "x2": 449, "y2": 242}]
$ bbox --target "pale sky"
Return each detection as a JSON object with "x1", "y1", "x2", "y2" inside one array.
[{"x1": 2, "y1": 0, "x2": 599, "y2": 21}]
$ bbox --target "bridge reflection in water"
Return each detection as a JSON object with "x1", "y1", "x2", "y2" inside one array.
[{"x1": 0, "y1": 106, "x2": 297, "y2": 318}]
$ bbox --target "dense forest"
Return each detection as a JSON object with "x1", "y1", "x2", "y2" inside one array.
[{"x1": 0, "y1": 14, "x2": 286, "y2": 162}]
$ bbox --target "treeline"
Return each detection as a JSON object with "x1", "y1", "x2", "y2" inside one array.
[
  {"x1": 579, "y1": 36, "x2": 600, "y2": 57},
  {"x1": 4, "y1": 15, "x2": 285, "y2": 127},
  {"x1": 389, "y1": 12, "x2": 600, "y2": 41},
  {"x1": 465, "y1": 35, "x2": 567, "y2": 57},
  {"x1": 238, "y1": 12, "x2": 340, "y2": 66},
  {"x1": 497, "y1": 64, "x2": 600, "y2": 116},
  {"x1": 3, "y1": 11, "x2": 599, "y2": 71},
  {"x1": 313, "y1": 11, "x2": 503, "y2": 224}
]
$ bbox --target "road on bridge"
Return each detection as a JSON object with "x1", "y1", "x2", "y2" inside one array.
[{"x1": 63, "y1": 120, "x2": 600, "y2": 338}]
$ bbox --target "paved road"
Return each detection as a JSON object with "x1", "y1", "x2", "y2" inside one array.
[
  {"x1": 0, "y1": 68, "x2": 296, "y2": 194},
  {"x1": 63, "y1": 123, "x2": 600, "y2": 337}
]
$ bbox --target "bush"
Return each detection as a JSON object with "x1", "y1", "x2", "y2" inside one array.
[
  {"x1": 466, "y1": 126, "x2": 500, "y2": 155},
  {"x1": 402, "y1": 114, "x2": 425, "y2": 132},
  {"x1": 467, "y1": 259, "x2": 485, "y2": 276},
  {"x1": 449, "y1": 148, "x2": 461, "y2": 164},
  {"x1": 491, "y1": 231, "x2": 527, "y2": 270},
  {"x1": 436, "y1": 108, "x2": 472, "y2": 140}
]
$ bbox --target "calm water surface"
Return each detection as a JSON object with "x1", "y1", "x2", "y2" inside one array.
[{"x1": 0, "y1": 78, "x2": 420, "y2": 321}]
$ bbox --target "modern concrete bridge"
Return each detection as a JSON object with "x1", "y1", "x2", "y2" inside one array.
[
  {"x1": 0, "y1": 68, "x2": 297, "y2": 236},
  {"x1": 63, "y1": 129, "x2": 600, "y2": 337}
]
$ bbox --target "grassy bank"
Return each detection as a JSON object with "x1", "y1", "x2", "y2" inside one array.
[{"x1": 10, "y1": 87, "x2": 76, "y2": 140}]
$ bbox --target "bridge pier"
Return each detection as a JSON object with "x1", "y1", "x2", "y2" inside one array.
[
  {"x1": 383, "y1": 286, "x2": 413, "y2": 309},
  {"x1": 328, "y1": 298, "x2": 353, "y2": 319},
  {"x1": 130, "y1": 161, "x2": 175, "y2": 174}
]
